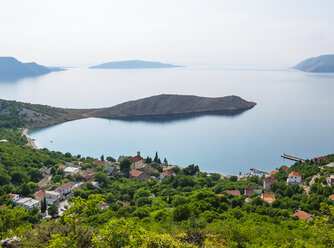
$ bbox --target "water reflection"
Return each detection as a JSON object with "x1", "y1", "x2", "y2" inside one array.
[{"x1": 108, "y1": 109, "x2": 250, "y2": 124}]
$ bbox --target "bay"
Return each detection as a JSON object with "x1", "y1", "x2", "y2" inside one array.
[{"x1": 1, "y1": 67, "x2": 333, "y2": 174}]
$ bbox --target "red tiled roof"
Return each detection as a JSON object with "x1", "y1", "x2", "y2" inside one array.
[
  {"x1": 8, "y1": 193, "x2": 18, "y2": 199},
  {"x1": 245, "y1": 189, "x2": 254, "y2": 195},
  {"x1": 262, "y1": 193, "x2": 275, "y2": 202},
  {"x1": 58, "y1": 165, "x2": 65, "y2": 170},
  {"x1": 270, "y1": 171, "x2": 278, "y2": 176},
  {"x1": 130, "y1": 155, "x2": 143, "y2": 163},
  {"x1": 281, "y1": 166, "x2": 289, "y2": 170},
  {"x1": 225, "y1": 190, "x2": 241, "y2": 196},
  {"x1": 163, "y1": 165, "x2": 176, "y2": 171},
  {"x1": 263, "y1": 178, "x2": 278, "y2": 183},
  {"x1": 288, "y1": 171, "x2": 302, "y2": 178},
  {"x1": 293, "y1": 210, "x2": 312, "y2": 220},
  {"x1": 55, "y1": 182, "x2": 75, "y2": 192},
  {"x1": 34, "y1": 190, "x2": 45, "y2": 198},
  {"x1": 329, "y1": 194, "x2": 334, "y2": 200},
  {"x1": 161, "y1": 171, "x2": 175, "y2": 176},
  {"x1": 93, "y1": 161, "x2": 106, "y2": 166},
  {"x1": 129, "y1": 169, "x2": 143, "y2": 177}
]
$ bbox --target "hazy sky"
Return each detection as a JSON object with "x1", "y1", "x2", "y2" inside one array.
[{"x1": 0, "y1": 0, "x2": 333, "y2": 67}]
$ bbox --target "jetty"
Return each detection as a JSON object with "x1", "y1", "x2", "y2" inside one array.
[
  {"x1": 281, "y1": 154, "x2": 305, "y2": 163},
  {"x1": 250, "y1": 168, "x2": 270, "y2": 175}
]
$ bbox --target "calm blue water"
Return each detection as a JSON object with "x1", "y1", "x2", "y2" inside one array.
[{"x1": 1, "y1": 67, "x2": 333, "y2": 174}]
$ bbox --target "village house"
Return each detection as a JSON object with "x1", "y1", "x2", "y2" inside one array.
[
  {"x1": 55, "y1": 182, "x2": 75, "y2": 199},
  {"x1": 65, "y1": 162, "x2": 78, "y2": 167},
  {"x1": 39, "y1": 166, "x2": 51, "y2": 177},
  {"x1": 103, "y1": 165, "x2": 119, "y2": 176},
  {"x1": 329, "y1": 194, "x2": 334, "y2": 201},
  {"x1": 64, "y1": 167, "x2": 80, "y2": 176},
  {"x1": 160, "y1": 170, "x2": 176, "y2": 179},
  {"x1": 263, "y1": 178, "x2": 278, "y2": 191},
  {"x1": 287, "y1": 171, "x2": 302, "y2": 184},
  {"x1": 225, "y1": 190, "x2": 241, "y2": 196},
  {"x1": 8, "y1": 193, "x2": 20, "y2": 203},
  {"x1": 34, "y1": 190, "x2": 45, "y2": 202},
  {"x1": 44, "y1": 191, "x2": 61, "y2": 205},
  {"x1": 313, "y1": 156, "x2": 327, "y2": 163},
  {"x1": 130, "y1": 152, "x2": 144, "y2": 170},
  {"x1": 324, "y1": 162, "x2": 334, "y2": 168},
  {"x1": 82, "y1": 172, "x2": 95, "y2": 182},
  {"x1": 38, "y1": 176, "x2": 51, "y2": 188},
  {"x1": 293, "y1": 210, "x2": 313, "y2": 221},
  {"x1": 163, "y1": 165, "x2": 176, "y2": 171},
  {"x1": 326, "y1": 175, "x2": 334, "y2": 186},
  {"x1": 129, "y1": 169, "x2": 148, "y2": 182},
  {"x1": 93, "y1": 161, "x2": 106, "y2": 166},
  {"x1": 261, "y1": 193, "x2": 276, "y2": 203},
  {"x1": 138, "y1": 164, "x2": 157, "y2": 175},
  {"x1": 281, "y1": 166, "x2": 289, "y2": 172},
  {"x1": 244, "y1": 189, "x2": 255, "y2": 196},
  {"x1": 270, "y1": 171, "x2": 278, "y2": 176},
  {"x1": 16, "y1": 197, "x2": 40, "y2": 210}
]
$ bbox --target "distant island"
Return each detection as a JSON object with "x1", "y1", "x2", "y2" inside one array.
[
  {"x1": 89, "y1": 60, "x2": 183, "y2": 69},
  {"x1": 292, "y1": 54, "x2": 334, "y2": 73},
  {"x1": 0, "y1": 57, "x2": 63, "y2": 79},
  {"x1": 0, "y1": 94, "x2": 256, "y2": 128}
]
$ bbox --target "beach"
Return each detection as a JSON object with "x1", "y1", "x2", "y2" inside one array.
[{"x1": 22, "y1": 128, "x2": 39, "y2": 149}]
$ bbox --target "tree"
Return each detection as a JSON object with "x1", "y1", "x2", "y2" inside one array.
[
  {"x1": 145, "y1": 156, "x2": 152, "y2": 164},
  {"x1": 153, "y1": 152, "x2": 161, "y2": 164},
  {"x1": 0, "y1": 206, "x2": 28, "y2": 239},
  {"x1": 120, "y1": 158, "x2": 131, "y2": 174},
  {"x1": 230, "y1": 176, "x2": 238, "y2": 182},
  {"x1": 183, "y1": 164, "x2": 199, "y2": 176},
  {"x1": 101, "y1": 155, "x2": 105, "y2": 161},
  {"x1": 173, "y1": 204, "x2": 191, "y2": 221},
  {"x1": 61, "y1": 195, "x2": 104, "y2": 234},
  {"x1": 48, "y1": 205, "x2": 58, "y2": 218},
  {"x1": 106, "y1": 156, "x2": 116, "y2": 162},
  {"x1": 94, "y1": 172, "x2": 108, "y2": 186},
  {"x1": 41, "y1": 198, "x2": 47, "y2": 213},
  {"x1": 28, "y1": 206, "x2": 43, "y2": 224}
]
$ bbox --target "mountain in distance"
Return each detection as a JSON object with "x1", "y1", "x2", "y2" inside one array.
[
  {"x1": 0, "y1": 94, "x2": 256, "y2": 128},
  {"x1": 292, "y1": 54, "x2": 334, "y2": 73},
  {"x1": 90, "y1": 60, "x2": 183, "y2": 69},
  {"x1": 0, "y1": 57, "x2": 63, "y2": 79}
]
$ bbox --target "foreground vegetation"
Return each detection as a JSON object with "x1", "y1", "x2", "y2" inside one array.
[{"x1": 0, "y1": 128, "x2": 334, "y2": 247}]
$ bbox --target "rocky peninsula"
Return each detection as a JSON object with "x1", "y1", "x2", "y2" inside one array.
[{"x1": 0, "y1": 94, "x2": 256, "y2": 128}]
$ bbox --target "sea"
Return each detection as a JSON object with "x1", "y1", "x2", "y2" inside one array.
[{"x1": 1, "y1": 66, "x2": 333, "y2": 174}]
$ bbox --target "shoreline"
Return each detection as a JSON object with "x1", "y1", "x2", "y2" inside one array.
[{"x1": 22, "y1": 128, "x2": 39, "y2": 149}]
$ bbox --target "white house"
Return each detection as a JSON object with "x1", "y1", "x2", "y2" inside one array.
[
  {"x1": 55, "y1": 182, "x2": 75, "y2": 199},
  {"x1": 16, "y1": 197, "x2": 40, "y2": 210},
  {"x1": 44, "y1": 191, "x2": 61, "y2": 205},
  {"x1": 64, "y1": 167, "x2": 79, "y2": 176},
  {"x1": 287, "y1": 171, "x2": 302, "y2": 184},
  {"x1": 8, "y1": 193, "x2": 20, "y2": 202}
]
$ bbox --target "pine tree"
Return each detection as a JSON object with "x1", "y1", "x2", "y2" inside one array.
[
  {"x1": 41, "y1": 198, "x2": 47, "y2": 213},
  {"x1": 101, "y1": 155, "x2": 104, "y2": 161},
  {"x1": 154, "y1": 152, "x2": 159, "y2": 163}
]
